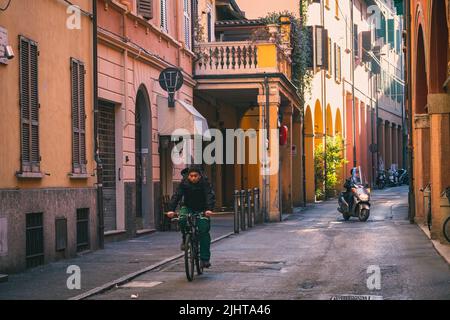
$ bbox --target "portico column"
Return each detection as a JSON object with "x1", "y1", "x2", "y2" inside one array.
[
  {"x1": 427, "y1": 93, "x2": 450, "y2": 242},
  {"x1": 281, "y1": 103, "x2": 293, "y2": 214},
  {"x1": 258, "y1": 86, "x2": 281, "y2": 222}
]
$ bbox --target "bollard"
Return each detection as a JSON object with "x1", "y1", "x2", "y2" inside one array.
[
  {"x1": 247, "y1": 189, "x2": 253, "y2": 228},
  {"x1": 234, "y1": 190, "x2": 240, "y2": 233},
  {"x1": 240, "y1": 190, "x2": 246, "y2": 231},
  {"x1": 253, "y1": 187, "x2": 260, "y2": 224}
]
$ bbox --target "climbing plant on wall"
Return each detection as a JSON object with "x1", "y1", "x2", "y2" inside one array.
[{"x1": 257, "y1": 0, "x2": 313, "y2": 108}]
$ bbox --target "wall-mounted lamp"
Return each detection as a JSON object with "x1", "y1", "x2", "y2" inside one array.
[{"x1": 1, "y1": 45, "x2": 14, "y2": 60}]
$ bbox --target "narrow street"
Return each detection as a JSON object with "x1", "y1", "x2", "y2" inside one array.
[{"x1": 89, "y1": 187, "x2": 450, "y2": 300}]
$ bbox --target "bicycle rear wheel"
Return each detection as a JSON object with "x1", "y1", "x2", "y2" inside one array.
[
  {"x1": 184, "y1": 234, "x2": 195, "y2": 281},
  {"x1": 443, "y1": 216, "x2": 450, "y2": 243}
]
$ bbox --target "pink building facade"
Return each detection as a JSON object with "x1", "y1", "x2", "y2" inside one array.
[{"x1": 97, "y1": 0, "x2": 198, "y2": 237}]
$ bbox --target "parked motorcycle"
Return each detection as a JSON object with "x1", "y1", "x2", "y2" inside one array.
[
  {"x1": 397, "y1": 169, "x2": 409, "y2": 185},
  {"x1": 376, "y1": 170, "x2": 386, "y2": 189},
  {"x1": 387, "y1": 168, "x2": 398, "y2": 187},
  {"x1": 338, "y1": 167, "x2": 371, "y2": 222}
]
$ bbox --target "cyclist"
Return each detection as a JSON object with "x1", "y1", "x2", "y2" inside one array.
[{"x1": 166, "y1": 165, "x2": 216, "y2": 268}]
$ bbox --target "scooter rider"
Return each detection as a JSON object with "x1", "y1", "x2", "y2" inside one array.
[{"x1": 343, "y1": 168, "x2": 359, "y2": 209}]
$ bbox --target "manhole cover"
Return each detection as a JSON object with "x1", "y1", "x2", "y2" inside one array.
[
  {"x1": 298, "y1": 280, "x2": 316, "y2": 290},
  {"x1": 330, "y1": 294, "x2": 383, "y2": 300}
]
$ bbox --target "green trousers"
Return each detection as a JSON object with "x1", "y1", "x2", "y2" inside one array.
[{"x1": 178, "y1": 206, "x2": 211, "y2": 261}]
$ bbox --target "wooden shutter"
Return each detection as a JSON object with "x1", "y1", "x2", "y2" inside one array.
[
  {"x1": 71, "y1": 58, "x2": 87, "y2": 174},
  {"x1": 353, "y1": 24, "x2": 359, "y2": 58},
  {"x1": 376, "y1": 13, "x2": 386, "y2": 42},
  {"x1": 361, "y1": 31, "x2": 372, "y2": 62},
  {"x1": 315, "y1": 26, "x2": 328, "y2": 70},
  {"x1": 19, "y1": 36, "x2": 40, "y2": 173},
  {"x1": 334, "y1": 43, "x2": 341, "y2": 82},
  {"x1": 388, "y1": 19, "x2": 395, "y2": 49},
  {"x1": 306, "y1": 26, "x2": 314, "y2": 69},
  {"x1": 327, "y1": 38, "x2": 332, "y2": 76},
  {"x1": 138, "y1": 0, "x2": 153, "y2": 20},
  {"x1": 191, "y1": 0, "x2": 198, "y2": 45}
]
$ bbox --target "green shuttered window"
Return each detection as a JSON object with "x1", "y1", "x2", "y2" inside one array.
[
  {"x1": 71, "y1": 58, "x2": 87, "y2": 174},
  {"x1": 19, "y1": 36, "x2": 40, "y2": 173}
]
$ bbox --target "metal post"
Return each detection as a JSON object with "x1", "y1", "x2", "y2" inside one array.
[
  {"x1": 254, "y1": 187, "x2": 260, "y2": 224},
  {"x1": 240, "y1": 190, "x2": 246, "y2": 231},
  {"x1": 233, "y1": 190, "x2": 240, "y2": 233},
  {"x1": 247, "y1": 189, "x2": 252, "y2": 228}
]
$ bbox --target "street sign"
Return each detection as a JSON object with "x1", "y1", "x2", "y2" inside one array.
[{"x1": 158, "y1": 67, "x2": 184, "y2": 107}]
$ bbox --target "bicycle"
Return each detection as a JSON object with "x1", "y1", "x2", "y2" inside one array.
[
  {"x1": 171, "y1": 211, "x2": 205, "y2": 281},
  {"x1": 443, "y1": 187, "x2": 450, "y2": 243}
]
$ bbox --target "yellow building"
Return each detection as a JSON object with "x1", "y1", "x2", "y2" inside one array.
[
  {"x1": 0, "y1": 0, "x2": 96, "y2": 273},
  {"x1": 193, "y1": 0, "x2": 303, "y2": 220}
]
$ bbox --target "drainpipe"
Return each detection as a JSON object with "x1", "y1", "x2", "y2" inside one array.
[
  {"x1": 264, "y1": 75, "x2": 270, "y2": 222},
  {"x1": 300, "y1": 0, "x2": 307, "y2": 207},
  {"x1": 370, "y1": 70, "x2": 375, "y2": 186},
  {"x1": 320, "y1": 0, "x2": 328, "y2": 199},
  {"x1": 93, "y1": 0, "x2": 104, "y2": 249},
  {"x1": 404, "y1": 0, "x2": 415, "y2": 223},
  {"x1": 351, "y1": 0, "x2": 357, "y2": 168}
]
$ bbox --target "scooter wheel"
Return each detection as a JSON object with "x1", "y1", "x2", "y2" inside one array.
[{"x1": 359, "y1": 208, "x2": 370, "y2": 222}]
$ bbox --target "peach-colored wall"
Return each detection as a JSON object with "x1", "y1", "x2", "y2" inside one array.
[
  {"x1": 237, "y1": 0, "x2": 298, "y2": 19},
  {"x1": 0, "y1": 0, "x2": 95, "y2": 189}
]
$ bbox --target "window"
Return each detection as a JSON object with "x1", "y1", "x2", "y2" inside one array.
[
  {"x1": 327, "y1": 38, "x2": 332, "y2": 77},
  {"x1": 353, "y1": 24, "x2": 359, "y2": 58},
  {"x1": 191, "y1": 0, "x2": 198, "y2": 45},
  {"x1": 76, "y1": 208, "x2": 90, "y2": 252},
  {"x1": 19, "y1": 36, "x2": 40, "y2": 173},
  {"x1": 207, "y1": 11, "x2": 212, "y2": 42},
  {"x1": 388, "y1": 19, "x2": 395, "y2": 49},
  {"x1": 334, "y1": 43, "x2": 341, "y2": 82},
  {"x1": 315, "y1": 26, "x2": 328, "y2": 70},
  {"x1": 160, "y1": 0, "x2": 168, "y2": 31},
  {"x1": 137, "y1": 0, "x2": 153, "y2": 20},
  {"x1": 183, "y1": 0, "x2": 191, "y2": 49},
  {"x1": 26, "y1": 212, "x2": 44, "y2": 268},
  {"x1": 71, "y1": 58, "x2": 87, "y2": 174}
]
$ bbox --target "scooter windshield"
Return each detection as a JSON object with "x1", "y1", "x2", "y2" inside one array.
[{"x1": 351, "y1": 166, "x2": 363, "y2": 185}]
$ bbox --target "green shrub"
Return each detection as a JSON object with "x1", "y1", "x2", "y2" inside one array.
[{"x1": 314, "y1": 135, "x2": 347, "y2": 200}]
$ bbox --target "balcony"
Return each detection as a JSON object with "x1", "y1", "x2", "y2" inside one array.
[{"x1": 194, "y1": 41, "x2": 292, "y2": 79}]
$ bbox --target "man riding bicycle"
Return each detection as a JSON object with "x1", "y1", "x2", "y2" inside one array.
[{"x1": 166, "y1": 165, "x2": 216, "y2": 269}]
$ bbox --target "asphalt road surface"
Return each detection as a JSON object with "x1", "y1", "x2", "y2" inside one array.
[{"x1": 89, "y1": 186, "x2": 450, "y2": 300}]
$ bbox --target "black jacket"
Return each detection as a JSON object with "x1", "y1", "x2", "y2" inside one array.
[{"x1": 168, "y1": 176, "x2": 216, "y2": 212}]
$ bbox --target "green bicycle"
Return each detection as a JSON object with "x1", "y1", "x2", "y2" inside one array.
[{"x1": 172, "y1": 212, "x2": 204, "y2": 281}]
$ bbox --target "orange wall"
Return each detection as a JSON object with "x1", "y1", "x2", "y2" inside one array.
[{"x1": 0, "y1": 0, "x2": 95, "y2": 189}]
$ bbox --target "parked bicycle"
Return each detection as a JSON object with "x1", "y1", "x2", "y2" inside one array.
[
  {"x1": 171, "y1": 212, "x2": 205, "y2": 281},
  {"x1": 443, "y1": 187, "x2": 450, "y2": 243}
]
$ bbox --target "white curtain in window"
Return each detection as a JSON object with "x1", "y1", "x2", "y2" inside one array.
[
  {"x1": 160, "y1": 0, "x2": 168, "y2": 31},
  {"x1": 184, "y1": 0, "x2": 191, "y2": 48}
]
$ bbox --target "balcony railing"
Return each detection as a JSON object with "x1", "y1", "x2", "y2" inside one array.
[{"x1": 194, "y1": 41, "x2": 292, "y2": 79}]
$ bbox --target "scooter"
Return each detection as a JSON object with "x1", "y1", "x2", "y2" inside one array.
[
  {"x1": 376, "y1": 170, "x2": 386, "y2": 189},
  {"x1": 397, "y1": 169, "x2": 409, "y2": 185},
  {"x1": 337, "y1": 167, "x2": 371, "y2": 222}
]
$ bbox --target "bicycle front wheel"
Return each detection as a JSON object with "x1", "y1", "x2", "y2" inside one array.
[
  {"x1": 184, "y1": 234, "x2": 195, "y2": 281},
  {"x1": 443, "y1": 216, "x2": 450, "y2": 243},
  {"x1": 194, "y1": 237, "x2": 203, "y2": 275}
]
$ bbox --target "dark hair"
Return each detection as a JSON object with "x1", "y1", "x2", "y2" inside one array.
[{"x1": 187, "y1": 165, "x2": 203, "y2": 175}]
